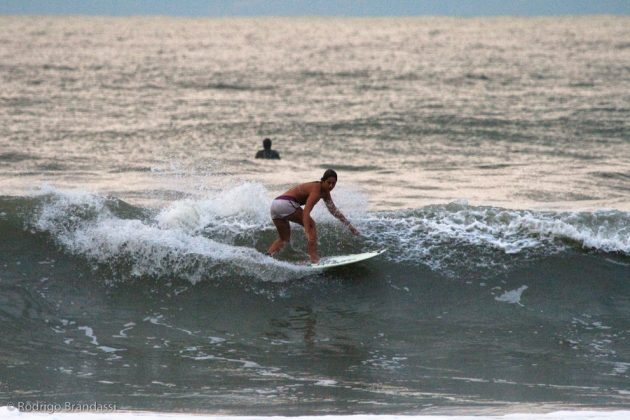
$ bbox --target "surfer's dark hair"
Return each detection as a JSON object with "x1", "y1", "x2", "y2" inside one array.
[{"x1": 321, "y1": 169, "x2": 337, "y2": 181}]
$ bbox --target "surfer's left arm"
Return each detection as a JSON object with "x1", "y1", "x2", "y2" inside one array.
[{"x1": 324, "y1": 197, "x2": 360, "y2": 235}]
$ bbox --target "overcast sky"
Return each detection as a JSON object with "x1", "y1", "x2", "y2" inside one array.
[{"x1": 1, "y1": 0, "x2": 629, "y2": 17}]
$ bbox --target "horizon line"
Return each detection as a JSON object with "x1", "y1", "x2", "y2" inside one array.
[{"x1": 2, "y1": 12, "x2": 629, "y2": 18}]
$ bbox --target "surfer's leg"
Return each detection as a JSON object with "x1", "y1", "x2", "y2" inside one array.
[
  {"x1": 286, "y1": 207, "x2": 304, "y2": 226},
  {"x1": 287, "y1": 209, "x2": 318, "y2": 263},
  {"x1": 305, "y1": 218, "x2": 318, "y2": 263},
  {"x1": 267, "y1": 218, "x2": 291, "y2": 256}
]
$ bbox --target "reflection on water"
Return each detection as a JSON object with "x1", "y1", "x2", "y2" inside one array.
[{"x1": 0, "y1": 16, "x2": 629, "y2": 211}]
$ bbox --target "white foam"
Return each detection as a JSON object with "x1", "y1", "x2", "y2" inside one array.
[
  {"x1": 515, "y1": 210, "x2": 630, "y2": 254},
  {"x1": 151, "y1": 381, "x2": 176, "y2": 388},
  {"x1": 78, "y1": 326, "x2": 99, "y2": 346},
  {"x1": 29, "y1": 186, "x2": 629, "y2": 283},
  {"x1": 77, "y1": 326, "x2": 125, "y2": 355},
  {"x1": 314, "y1": 379, "x2": 338, "y2": 387},
  {"x1": 612, "y1": 362, "x2": 630, "y2": 375},
  {"x1": 30, "y1": 186, "x2": 308, "y2": 283},
  {"x1": 155, "y1": 182, "x2": 271, "y2": 234},
  {"x1": 364, "y1": 203, "x2": 630, "y2": 275},
  {"x1": 495, "y1": 286, "x2": 528, "y2": 306},
  {"x1": 144, "y1": 315, "x2": 194, "y2": 336},
  {"x1": 421, "y1": 207, "x2": 550, "y2": 255},
  {"x1": 98, "y1": 346, "x2": 121, "y2": 354},
  {"x1": 113, "y1": 323, "x2": 136, "y2": 338},
  {"x1": 179, "y1": 350, "x2": 261, "y2": 369}
]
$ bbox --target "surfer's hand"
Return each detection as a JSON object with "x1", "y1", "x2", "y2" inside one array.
[{"x1": 349, "y1": 225, "x2": 360, "y2": 236}]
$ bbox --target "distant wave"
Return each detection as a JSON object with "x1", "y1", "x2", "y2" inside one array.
[{"x1": 175, "y1": 81, "x2": 276, "y2": 91}]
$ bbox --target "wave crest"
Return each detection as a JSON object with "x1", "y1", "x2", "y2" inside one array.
[{"x1": 28, "y1": 186, "x2": 306, "y2": 284}]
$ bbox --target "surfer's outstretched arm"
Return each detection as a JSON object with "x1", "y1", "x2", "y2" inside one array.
[{"x1": 324, "y1": 197, "x2": 360, "y2": 235}]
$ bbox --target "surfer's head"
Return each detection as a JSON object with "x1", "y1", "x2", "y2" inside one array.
[
  {"x1": 321, "y1": 169, "x2": 337, "y2": 192},
  {"x1": 263, "y1": 138, "x2": 272, "y2": 150}
]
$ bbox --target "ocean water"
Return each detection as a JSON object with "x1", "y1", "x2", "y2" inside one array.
[{"x1": 1, "y1": 16, "x2": 630, "y2": 416}]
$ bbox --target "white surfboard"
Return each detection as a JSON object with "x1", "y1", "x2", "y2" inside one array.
[{"x1": 307, "y1": 249, "x2": 386, "y2": 270}]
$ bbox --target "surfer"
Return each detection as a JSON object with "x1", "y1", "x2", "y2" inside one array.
[{"x1": 267, "y1": 169, "x2": 360, "y2": 263}]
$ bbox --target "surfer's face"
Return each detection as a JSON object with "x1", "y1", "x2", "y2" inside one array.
[{"x1": 322, "y1": 177, "x2": 337, "y2": 192}]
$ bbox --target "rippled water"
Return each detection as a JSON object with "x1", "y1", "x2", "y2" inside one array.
[
  {"x1": 1, "y1": 16, "x2": 630, "y2": 415},
  {"x1": 1, "y1": 16, "x2": 629, "y2": 210}
]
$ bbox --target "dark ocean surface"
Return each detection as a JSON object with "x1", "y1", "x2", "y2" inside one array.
[{"x1": 0, "y1": 16, "x2": 629, "y2": 415}]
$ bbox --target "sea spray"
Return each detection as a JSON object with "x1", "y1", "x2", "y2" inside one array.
[
  {"x1": 19, "y1": 187, "x2": 630, "y2": 283},
  {"x1": 28, "y1": 186, "x2": 305, "y2": 283}
]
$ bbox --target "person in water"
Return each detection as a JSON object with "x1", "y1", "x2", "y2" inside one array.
[
  {"x1": 268, "y1": 169, "x2": 359, "y2": 263},
  {"x1": 255, "y1": 138, "x2": 280, "y2": 159}
]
